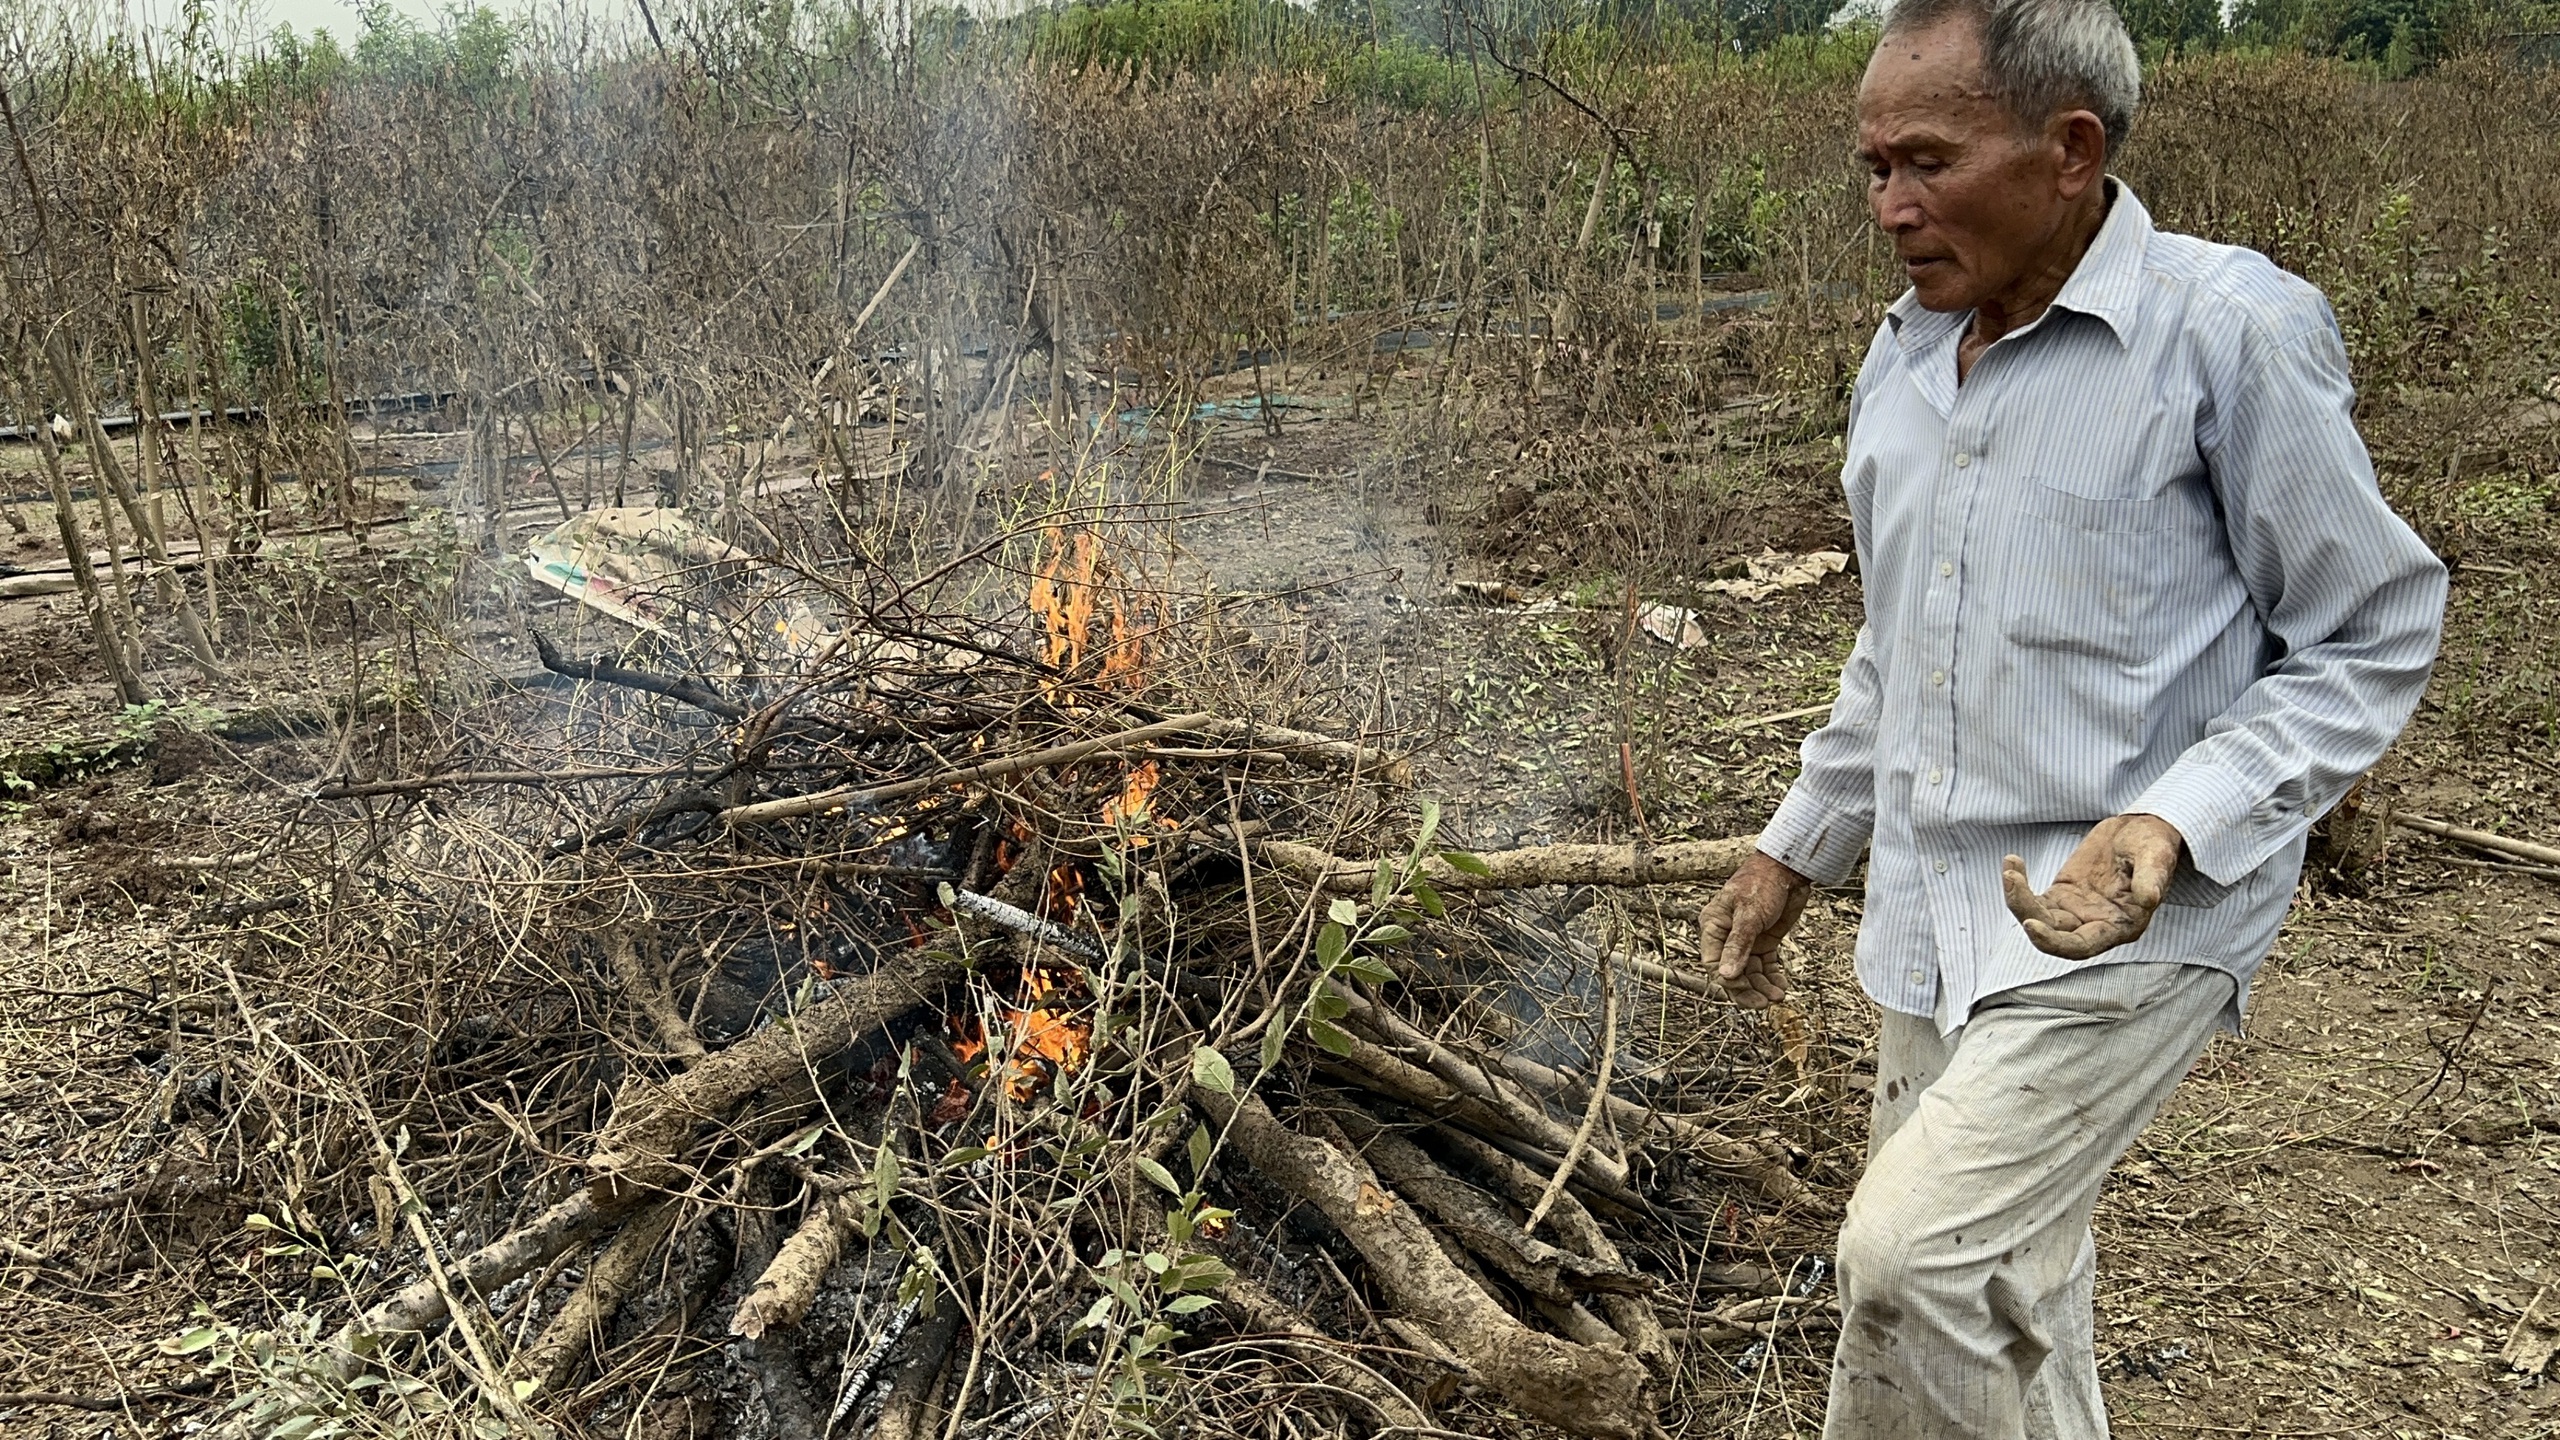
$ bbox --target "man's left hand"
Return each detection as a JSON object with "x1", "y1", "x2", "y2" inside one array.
[{"x1": 2000, "y1": 814, "x2": 2186, "y2": 961}]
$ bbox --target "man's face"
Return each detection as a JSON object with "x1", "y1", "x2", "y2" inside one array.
[{"x1": 1856, "y1": 19, "x2": 2078, "y2": 313}]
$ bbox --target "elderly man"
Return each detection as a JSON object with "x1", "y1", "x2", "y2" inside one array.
[{"x1": 1694, "y1": 0, "x2": 2447, "y2": 1435}]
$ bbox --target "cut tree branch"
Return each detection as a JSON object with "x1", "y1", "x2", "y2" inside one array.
[{"x1": 1259, "y1": 835, "x2": 1758, "y2": 893}]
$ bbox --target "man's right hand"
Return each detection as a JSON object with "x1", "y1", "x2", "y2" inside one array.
[{"x1": 1698, "y1": 853, "x2": 1814, "y2": 1009}]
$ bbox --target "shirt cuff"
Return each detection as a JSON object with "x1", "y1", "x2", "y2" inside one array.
[
  {"x1": 1756, "y1": 785, "x2": 1872, "y2": 886},
  {"x1": 2131, "y1": 761, "x2": 2275, "y2": 886}
]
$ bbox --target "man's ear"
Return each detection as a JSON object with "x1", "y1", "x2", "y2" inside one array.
[{"x1": 2054, "y1": 109, "x2": 2107, "y2": 199}]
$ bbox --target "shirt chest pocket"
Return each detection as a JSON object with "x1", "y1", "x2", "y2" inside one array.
[{"x1": 1993, "y1": 478, "x2": 2179, "y2": 664}]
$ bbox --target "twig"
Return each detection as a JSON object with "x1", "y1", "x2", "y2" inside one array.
[
  {"x1": 2392, "y1": 812, "x2": 2560, "y2": 869},
  {"x1": 1716, "y1": 701, "x2": 1834, "y2": 733},
  {"x1": 1523, "y1": 949, "x2": 1613, "y2": 1234},
  {"x1": 0, "y1": 1378, "x2": 216, "y2": 1411},
  {"x1": 531, "y1": 630, "x2": 746, "y2": 720},
  {"x1": 2436, "y1": 854, "x2": 2560, "y2": 882},
  {"x1": 718, "y1": 712, "x2": 1219, "y2": 826},
  {"x1": 945, "y1": 886, "x2": 1102, "y2": 960},
  {"x1": 316, "y1": 766, "x2": 717, "y2": 800}
]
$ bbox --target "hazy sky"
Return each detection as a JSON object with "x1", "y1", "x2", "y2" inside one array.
[{"x1": 105, "y1": 0, "x2": 645, "y2": 47}]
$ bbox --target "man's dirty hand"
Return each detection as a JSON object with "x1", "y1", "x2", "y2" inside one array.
[
  {"x1": 1699, "y1": 854, "x2": 1814, "y2": 1009},
  {"x1": 2001, "y1": 814, "x2": 2186, "y2": 961}
]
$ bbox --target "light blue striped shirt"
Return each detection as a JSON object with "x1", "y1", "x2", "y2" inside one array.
[{"x1": 1755, "y1": 183, "x2": 2446, "y2": 1031}]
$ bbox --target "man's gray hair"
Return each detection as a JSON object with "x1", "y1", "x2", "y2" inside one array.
[{"x1": 1881, "y1": 0, "x2": 2142, "y2": 153}]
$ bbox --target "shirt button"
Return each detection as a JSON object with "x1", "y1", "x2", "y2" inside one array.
[
  {"x1": 1934, "y1": 858, "x2": 1949, "y2": 873},
  {"x1": 1929, "y1": 766, "x2": 1944, "y2": 785},
  {"x1": 1940, "y1": 559, "x2": 1954, "y2": 578},
  {"x1": 1930, "y1": 669, "x2": 1947, "y2": 687},
  {"x1": 1909, "y1": 969, "x2": 1926, "y2": 984},
  {"x1": 1954, "y1": 452, "x2": 1972, "y2": 468}
]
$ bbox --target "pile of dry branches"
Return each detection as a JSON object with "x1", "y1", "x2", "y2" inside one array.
[{"x1": 154, "y1": 514, "x2": 1820, "y2": 1440}]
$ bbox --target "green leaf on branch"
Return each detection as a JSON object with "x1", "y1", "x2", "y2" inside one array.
[
  {"x1": 1189, "y1": 1045, "x2": 1235, "y2": 1096},
  {"x1": 1315, "y1": 922, "x2": 1347, "y2": 969},
  {"x1": 1344, "y1": 955, "x2": 1398, "y2": 986},
  {"x1": 1307, "y1": 1019, "x2": 1356, "y2": 1056},
  {"x1": 1134, "y1": 1157, "x2": 1182, "y2": 1195},
  {"x1": 1365, "y1": 924, "x2": 1412, "y2": 945},
  {"x1": 1328, "y1": 897, "x2": 1360, "y2": 926},
  {"x1": 1161, "y1": 1254, "x2": 1234, "y2": 1292},
  {"x1": 1440, "y1": 850, "x2": 1494, "y2": 877},
  {"x1": 1411, "y1": 880, "x2": 1447, "y2": 918}
]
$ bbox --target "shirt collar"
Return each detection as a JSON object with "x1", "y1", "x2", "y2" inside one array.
[{"x1": 1885, "y1": 177, "x2": 2152, "y2": 353}]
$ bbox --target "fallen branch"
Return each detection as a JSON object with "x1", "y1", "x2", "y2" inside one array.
[
  {"x1": 1497, "y1": 1039, "x2": 1819, "y2": 1210},
  {"x1": 317, "y1": 767, "x2": 709, "y2": 800},
  {"x1": 332, "y1": 1190, "x2": 612, "y2": 1374},
  {"x1": 603, "y1": 930, "x2": 707, "y2": 1060},
  {"x1": 732, "y1": 1190, "x2": 862, "y2": 1339},
  {"x1": 0, "y1": 1378, "x2": 217, "y2": 1411},
  {"x1": 1426, "y1": 1126, "x2": 1672, "y2": 1367},
  {"x1": 2394, "y1": 813, "x2": 2560, "y2": 870},
  {"x1": 870, "y1": 1302, "x2": 962, "y2": 1440},
  {"x1": 588, "y1": 944, "x2": 971, "y2": 1185},
  {"x1": 1210, "y1": 1269, "x2": 1433, "y2": 1431},
  {"x1": 1259, "y1": 834, "x2": 1758, "y2": 893},
  {"x1": 718, "y1": 712, "x2": 1219, "y2": 826},
  {"x1": 515, "y1": 1201, "x2": 680, "y2": 1395},
  {"x1": 531, "y1": 630, "x2": 746, "y2": 720},
  {"x1": 1332, "y1": 1105, "x2": 1646, "y2": 1304}
]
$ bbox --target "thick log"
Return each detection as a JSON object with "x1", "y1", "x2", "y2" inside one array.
[
  {"x1": 731, "y1": 1192, "x2": 861, "y2": 1339},
  {"x1": 1198, "y1": 1088, "x2": 1649, "y2": 1440},
  {"x1": 515, "y1": 1201, "x2": 679, "y2": 1394},
  {"x1": 1258, "y1": 835, "x2": 1758, "y2": 893},
  {"x1": 587, "y1": 945, "x2": 969, "y2": 1191},
  {"x1": 330, "y1": 1190, "x2": 613, "y2": 1375}
]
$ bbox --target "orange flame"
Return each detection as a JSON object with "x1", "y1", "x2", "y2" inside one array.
[
  {"x1": 1046, "y1": 859, "x2": 1085, "y2": 922},
  {"x1": 1029, "y1": 529, "x2": 1101, "y2": 675},
  {"x1": 1101, "y1": 759, "x2": 1162, "y2": 829},
  {"x1": 951, "y1": 974, "x2": 1096, "y2": 1104},
  {"x1": 1029, "y1": 527, "x2": 1148, "y2": 693}
]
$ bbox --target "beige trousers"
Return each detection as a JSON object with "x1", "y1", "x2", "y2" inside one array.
[{"x1": 1822, "y1": 961, "x2": 2235, "y2": 1440}]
